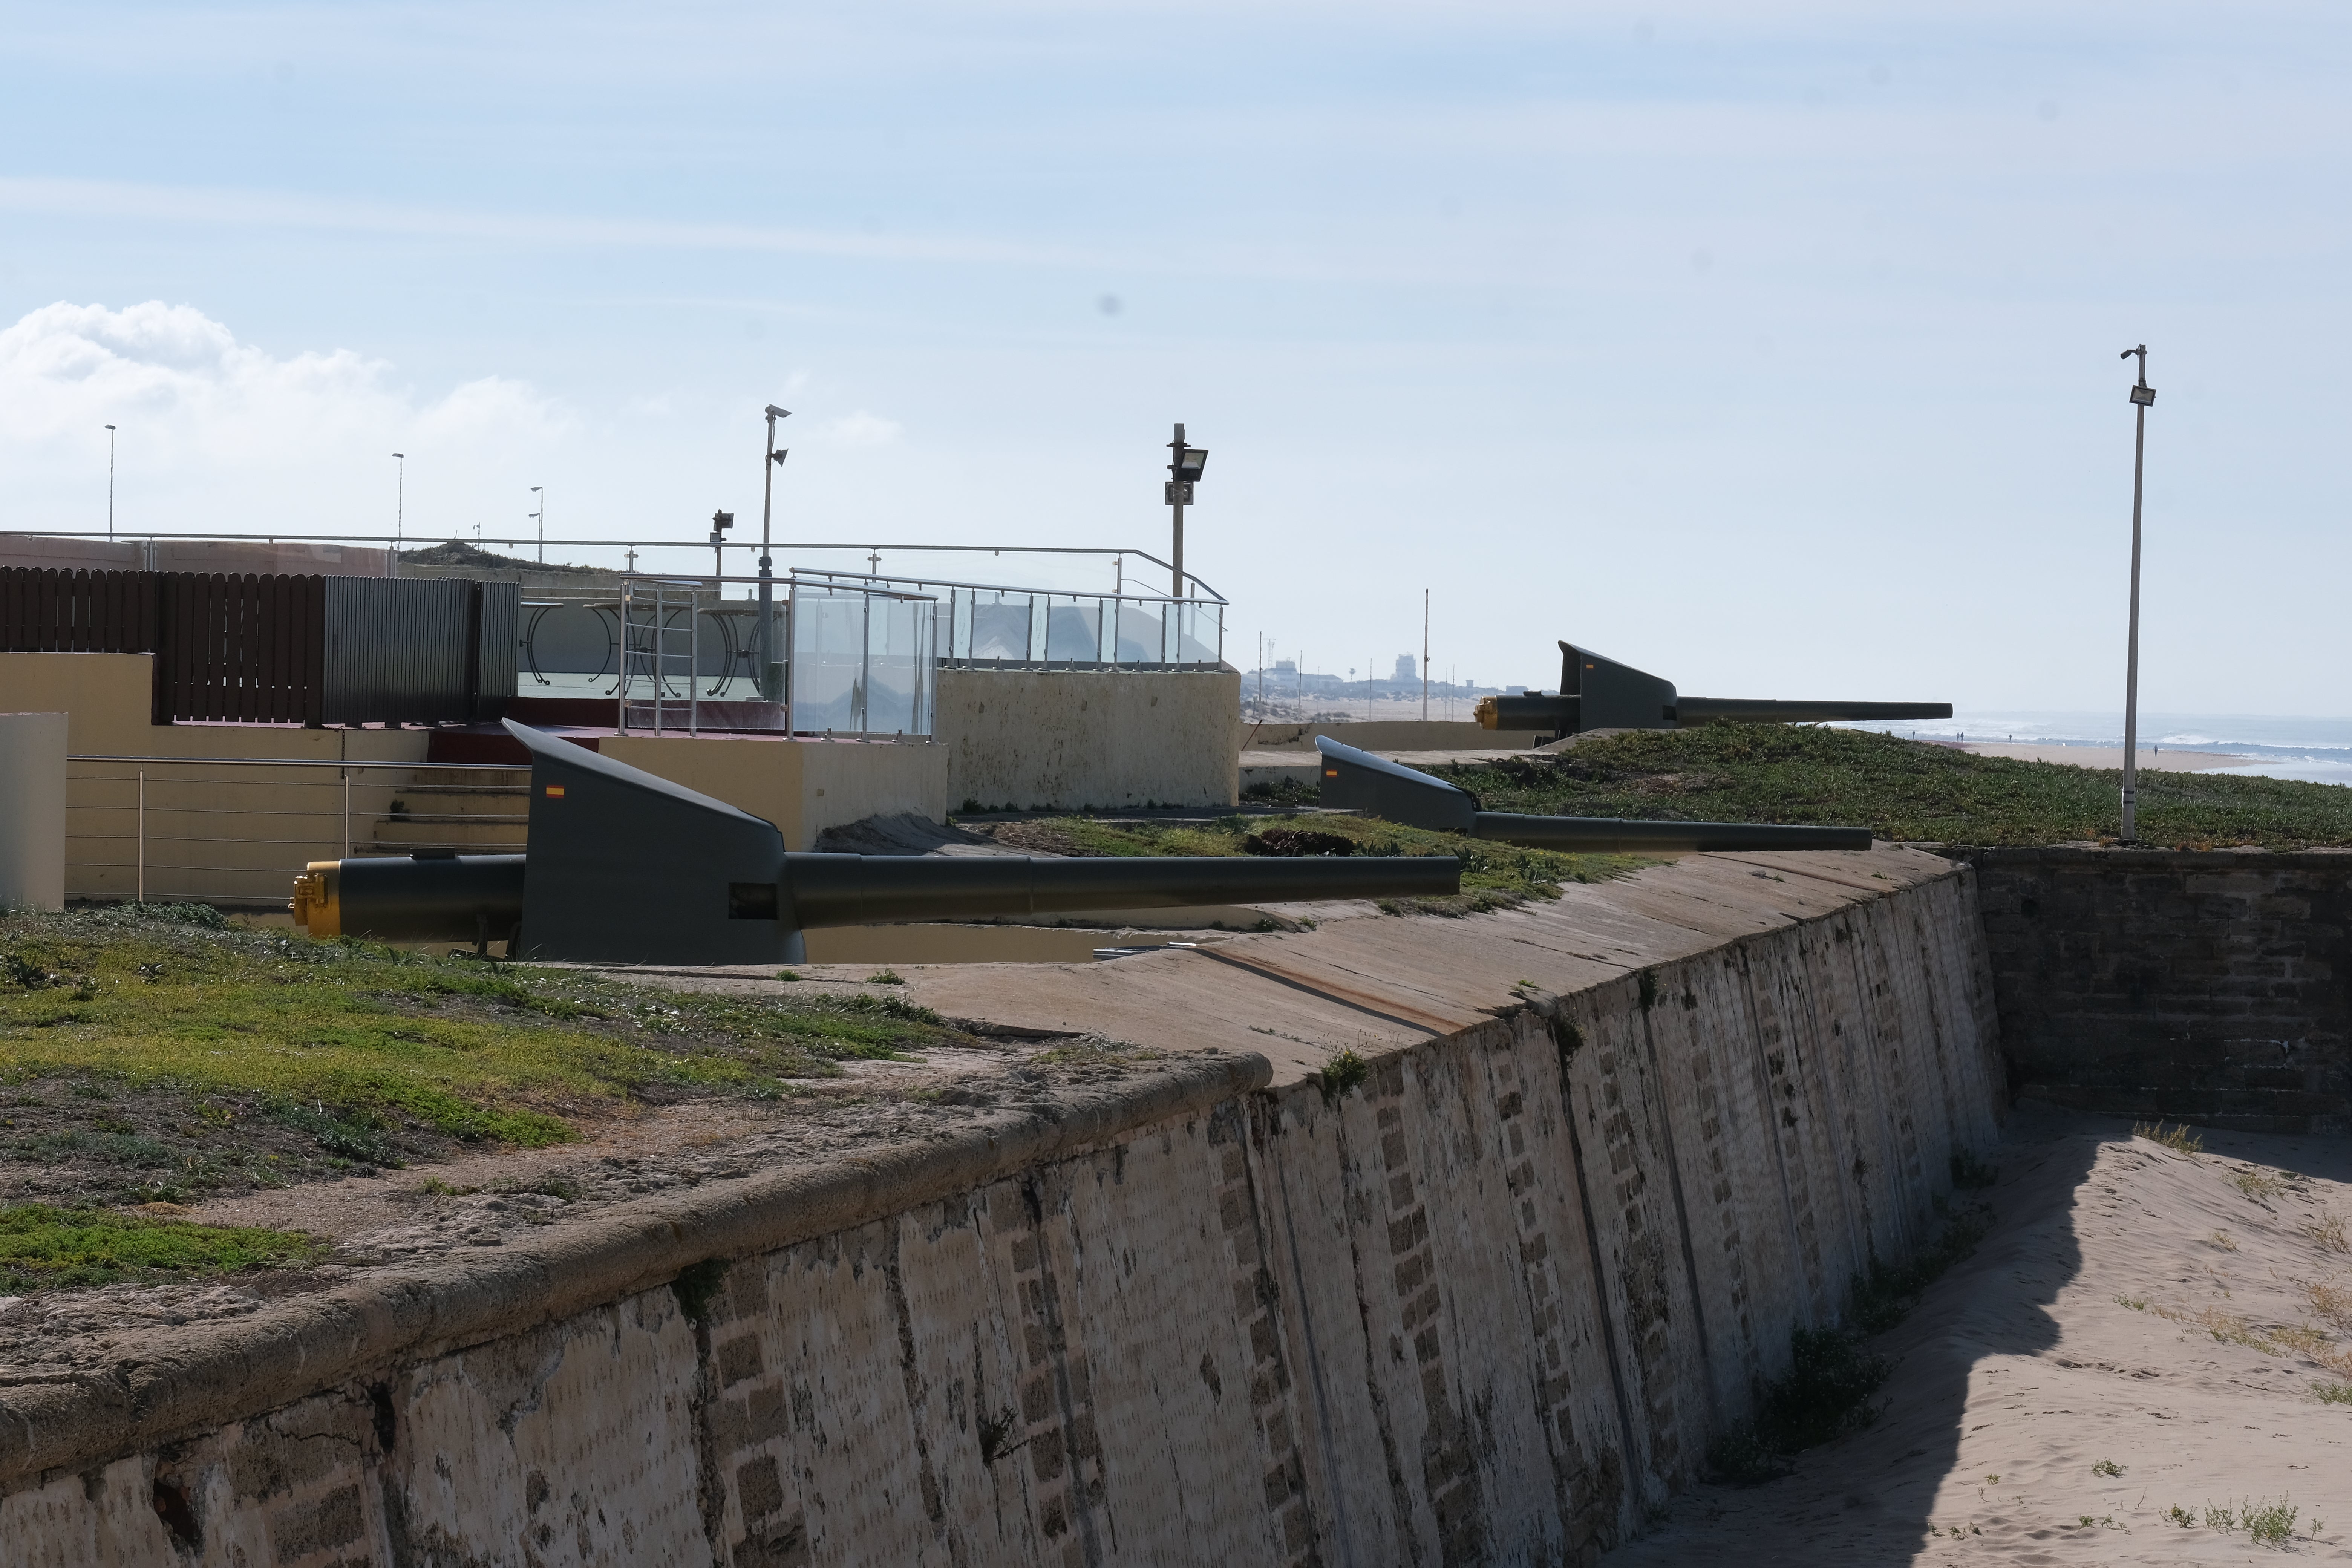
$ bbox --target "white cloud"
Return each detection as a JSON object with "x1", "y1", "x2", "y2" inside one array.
[{"x1": 0, "y1": 301, "x2": 571, "y2": 538}]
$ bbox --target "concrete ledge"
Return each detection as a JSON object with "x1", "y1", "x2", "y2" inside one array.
[{"x1": 0, "y1": 1050, "x2": 1269, "y2": 1489}]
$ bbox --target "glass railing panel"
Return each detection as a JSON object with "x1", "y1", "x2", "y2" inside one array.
[
  {"x1": 1178, "y1": 601, "x2": 1222, "y2": 666},
  {"x1": 968, "y1": 596, "x2": 1031, "y2": 662},
  {"x1": 864, "y1": 593, "x2": 933, "y2": 736},
  {"x1": 1113, "y1": 602, "x2": 1163, "y2": 664},
  {"x1": 789, "y1": 588, "x2": 868, "y2": 732},
  {"x1": 1044, "y1": 600, "x2": 1101, "y2": 663}
]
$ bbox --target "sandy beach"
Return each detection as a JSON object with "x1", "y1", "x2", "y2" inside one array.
[
  {"x1": 1951, "y1": 743, "x2": 2255, "y2": 772},
  {"x1": 1607, "y1": 1105, "x2": 2352, "y2": 1563}
]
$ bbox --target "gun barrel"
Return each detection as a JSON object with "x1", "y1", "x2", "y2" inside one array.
[
  {"x1": 1477, "y1": 693, "x2": 1580, "y2": 731},
  {"x1": 780, "y1": 853, "x2": 1459, "y2": 929},
  {"x1": 294, "y1": 849, "x2": 1460, "y2": 946},
  {"x1": 1470, "y1": 813, "x2": 1871, "y2": 854},
  {"x1": 1672, "y1": 698, "x2": 1954, "y2": 726},
  {"x1": 292, "y1": 854, "x2": 524, "y2": 942}
]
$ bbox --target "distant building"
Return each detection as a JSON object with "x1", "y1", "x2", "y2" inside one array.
[{"x1": 1394, "y1": 654, "x2": 1416, "y2": 682}]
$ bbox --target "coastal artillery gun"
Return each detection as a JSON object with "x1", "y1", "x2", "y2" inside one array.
[
  {"x1": 1315, "y1": 737, "x2": 1873, "y2": 853},
  {"x1": 1476, "y1": 640, "x2": 1952, "y2": 738},
  {"x1": 291, "y1": 721, "x2": 1461, "y2": 963}
]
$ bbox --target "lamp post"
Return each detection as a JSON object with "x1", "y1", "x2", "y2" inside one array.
[
  {"x1": 530, "y1": 486, "x2": 545, "y2": 564},
  {"x1": 709, "y1": 509, "x2": 733, "y2": 585},
  {"x1": 756, "y1": 405, "x2": 791, "y2": 703},
  {"x1": 1165, "y1": 424, "x2": 1207, "y2": 599},
  {"x1": 2119, "y1": 345, "x2": 2156, "y2": 844},
  {"x1": 104, "y1": 425, "x2": 116, "y2": 540},
  {"x1": 390, "y1": 453, "x2": 405, "y2": 577}
]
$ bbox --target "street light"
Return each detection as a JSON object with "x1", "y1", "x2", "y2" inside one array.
[
  {"x1": 530, "y1": 486, "x2": 545, "y2": 564},
  {"x1": 1165, "y1": 424, "x2": 1207, "y2": 597},
  {"x1": 756, "y1": 405, "x2": 791, "y2": 703},
  {"x1": 103, "y1": 425, "x2": 116, "y2": 540},
  {"x1": 709, "y1": 508, "x2": 734, "y2": 583},
  {"x1": 2119, "y1": 344, "x2": 2156, "y2": 844},
  {"x1": 391, "y1": 454, "x2": 405, "y2": 574}
]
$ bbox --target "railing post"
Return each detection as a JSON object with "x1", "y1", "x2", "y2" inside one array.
[
  {"x1": 342, "y1": 766, "x2": 351, "y2": 859},
  {"x1": 136, "y1": 769, "x2": 145, "y2": 905}
]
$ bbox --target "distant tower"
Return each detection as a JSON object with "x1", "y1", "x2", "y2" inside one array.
[{"x1": 1395, "y1": 653, "x2": 1416, "y2": 682}]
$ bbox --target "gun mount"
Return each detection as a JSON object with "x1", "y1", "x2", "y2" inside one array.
[
  {"x1": 1315, "y1": 737, "x2": 1873, "y2": 853},
  {"x1": 1475, "y1": 641, "x2": 1952, "y2": 737},
  {"x1": 290, "y1": 721, "x2": 1461, "y2": 963}
]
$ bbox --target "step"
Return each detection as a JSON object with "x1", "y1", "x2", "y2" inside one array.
[
  {"x1": 385, "y1": 792, "x2": 532, "y2": 815},
  {"x1": 371, "y1": 820, "x2": 530, "y2": 850}
]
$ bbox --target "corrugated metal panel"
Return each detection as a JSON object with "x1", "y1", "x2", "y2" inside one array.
[
  {"x1": 475, "y1": 581, "x2": 518, "y2": 720},
  {"x1": 322, "y1": 577, "x2": 474, "y2": 724}
]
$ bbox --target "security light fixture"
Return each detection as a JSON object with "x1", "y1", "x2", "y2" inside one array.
[
  {"x1": 765, "y1": 404, "x2": 791, "y2": 420},
  {"x1": 712, "y1": 510, "x2": 735, "y2": 531},
  {"x1": 1174, "y1": 446, "x2": 1208, "y2": 482}
]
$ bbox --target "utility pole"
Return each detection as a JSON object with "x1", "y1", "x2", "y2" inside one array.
[
  {"x1": 757, "y1": 405, "x2": 791, "y2": 703},
  {"x1": 1423, "y1": 590, "x2": 1430, "y2": 722},
  {"x1": 104, "y1": 425, "x2": 116, "y2": 539},
  {"x1": 390, "y1": 453, "x2": 404, "y2": 577},
  {"x1": 1165, "y1": 424, "x2": 1207, "y2": 598},
  {"x1": 2119, "y1": 345, "x2": 2156, "y2": 844},
  {"x1": 530, "y1": 486, "x2": 545, "y2": 564}
]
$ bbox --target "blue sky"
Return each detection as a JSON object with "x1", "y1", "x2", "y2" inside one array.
[{"x1": 3, "y1": 2, "x2": 2346, "y2": 710}]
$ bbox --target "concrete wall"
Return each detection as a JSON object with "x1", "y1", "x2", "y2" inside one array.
[
  {"x1": 936, "y1": 667, "x2": 1242, "y2": 810},
  {"x1": 0, "y1": 864, "x2": 2003, "y2": 1564},
  {"x1": 4, "y1": 653, "x2": 949, "y2": 905},
  {"x1": 603, "y1": 733, "x2": 949, "y2": 853},
  {"x1": 1971, "y1": 845, "x2": 2352, "y2": 1134},
  {"x1": 0, "y1": 712, "x2": 66, "y2": 910},
  {"x1": 3, "y1": 652, "x2": 427, "y2": 904}
]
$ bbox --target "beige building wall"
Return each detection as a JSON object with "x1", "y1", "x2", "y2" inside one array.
[
  {"x1": 935, "y1": 666, "x2": 1241, "y2": 810},
  {"x1": 2, "y1": 653, "x2": 427, "y2": 905},
  {"x1": 602, "y1": 733, "x2": 948, "y2": 852},
  {"x1": 0, "y1": 712, "x2": 67, "y2": 911}
]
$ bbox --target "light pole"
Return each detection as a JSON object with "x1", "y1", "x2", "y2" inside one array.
[
  {"x1": 104, "y1": 425, "x2": 116, "y2": 540},
  {"x1": 2119, "y1": 345, "x2": 2156, "y2": 844},
  {"x1": 1165, "y1": 424, "x2": 1207, "y2": 599},
  {"x1": 530, "y1": 486, "x2": 545, "y2": 564},
  {"x1": 390, "y1": 453, "x2": 405, "y2": 577},
  {"x1": 756, "y1": 404, "x2": 791, "y2": 703}
]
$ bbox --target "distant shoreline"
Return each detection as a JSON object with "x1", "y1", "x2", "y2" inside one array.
[{"x1": 1928, "y1": 739, "x2": 2254, "y2": 772}]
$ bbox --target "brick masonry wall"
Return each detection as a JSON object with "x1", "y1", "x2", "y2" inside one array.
[
  {"x1": 1968, "y1": 847, "x2": 2352, "y2": 1135},
  {"x1": 2, "y1": 870, "x2": 2003, "y2": 1565}
]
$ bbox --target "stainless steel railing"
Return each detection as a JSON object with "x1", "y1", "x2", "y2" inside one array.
[{"x1": 66, "y1": 755, "x2": 529, "y2": 908}]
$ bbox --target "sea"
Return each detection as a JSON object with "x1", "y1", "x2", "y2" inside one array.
[{"x1": 1833, "y1": 712, "x2": 2352, "y2": 788}]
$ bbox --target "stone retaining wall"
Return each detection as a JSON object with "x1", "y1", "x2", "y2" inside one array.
[
  {"x1": 1969, "y1": 847, "x2": 2352, "y2": 1134},
  {"x1": 1, "y1": 866, "x2": 2001, "y2": 1565}
]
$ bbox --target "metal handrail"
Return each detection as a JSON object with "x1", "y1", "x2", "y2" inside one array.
[{"x1": 2, "y1": 533, "x2": 1229, "y2": 603}]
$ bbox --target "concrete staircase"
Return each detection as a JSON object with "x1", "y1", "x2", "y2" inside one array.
[{"x1": 368, "y1": 770, "x2": 531, "y2": 854}]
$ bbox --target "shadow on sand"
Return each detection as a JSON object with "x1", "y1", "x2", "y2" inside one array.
[{"x1": 1603, "y1": 1101, "x2": 2109, "y2": 1564}]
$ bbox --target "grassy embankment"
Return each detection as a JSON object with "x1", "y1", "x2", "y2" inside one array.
[
  {"x1": 970, "y1": 812, "x2": 1649, "y2": 918},
  {"x1": 1414, "y1": 725, "x2": 2352, "y2": 850},
  {"x1": 0, "y1": 903, "x2": 959, "y2": 1288}
]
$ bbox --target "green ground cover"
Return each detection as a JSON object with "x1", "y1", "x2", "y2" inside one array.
[
  {"x1": 0, "y1": 1203, "x2": 328, "y2": 1292},
  {"x1": 0, "y1": 904, "x2": 959, "y2": 1205},
  {"x1": 971, "y1": 812, "x2": 1649, "y2": 916},
  {"x1": 1425, "y1": 726, "x2": 2352, "y2": 850}
]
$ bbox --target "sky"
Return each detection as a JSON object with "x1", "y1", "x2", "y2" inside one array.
[{"x1": 2, "y1": 2, "x2": 2347, "y2": 711}]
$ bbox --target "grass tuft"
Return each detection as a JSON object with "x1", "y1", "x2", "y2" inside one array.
[
  {"x1": 0, "y1": 1202, "x2": 325, "y2": 1291},
  {"x1": 2135, "y1": 1120, "x2": 2204, "y2": 1155},
  {"x1": 1315, "y1": 1049, "x2": 1371, "y2": 1106}
]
